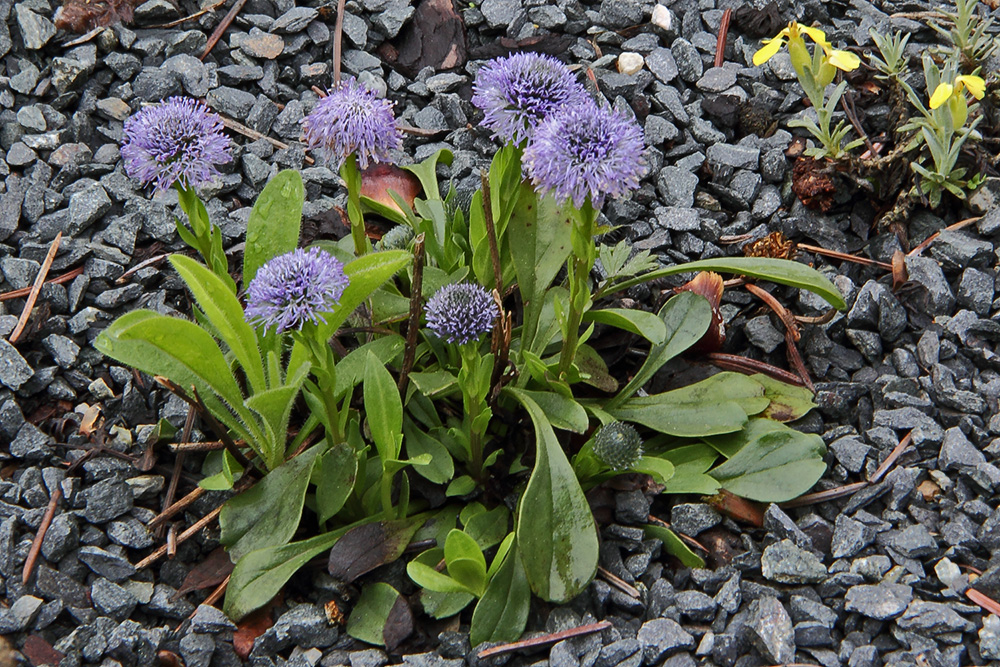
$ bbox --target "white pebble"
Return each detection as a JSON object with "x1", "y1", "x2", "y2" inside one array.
[
  {"x1": 651, "y1": 4, "x2": 672, "y2": 31},
  {"x1": 618, "y1": 52, "x2": 645, "y2": 76}
]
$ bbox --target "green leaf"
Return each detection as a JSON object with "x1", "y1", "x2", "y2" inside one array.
[
  {"x1": 445, "y1": 529, "x2": 487, "y2": 596},
  {"x1": 316, "y1": 443, "x2": 358, "y2": 525},
  {"x1": 610, "y1": 373, "x2": 768, "y2": 437},
  {"x1": 403, "y1": 420, "x2": 454, "y2": 484},
  {"x1": 631, "y1": 456, "x2": 675, "y2": 485},
  {"x1": 643, "y1": 524, "x2": 705, "y2": 569},
  {"x1": 509, "y1": 389, "x2": 588, "y2": 433},
  {"x1": 706, "y1": 418, "x2": 785, "y2": 458},
  {"x1": 243, "y1": 170, "x2": 304, "y2": 288},
  {"x1": 574, "y1": 344, "x2": 617, "y2": 393},
  {"x1": 407, "y1": 561, "x2": 476, "y2": 594},
  {"x1": 446, "y1": 475, "x2": 476, "y2": 497},
  {"x1": 364, "y1": 352, "x2": 403, "y2": 462},
  {"x1": 610, "y1": 292, "x2": 713, "y2": 409},
  {"x1": 470, "y1": 539, "x2": 531, "y2": 646},
  {"x1": 420, "y1": 588, "x2": 475, "y2": 619},
  {"x1": 224, "y1": 525, "x2": 351, "y2": 620},
  {"x1": 346, "y1": 582, "x2": 404, "y2": 646},
  {"x1": 613, "y1": 257, "x2": 846, "y2": 310},
  {"x1": 170, "y1": 255, "x2": 266, "y2": 394},
  {"x1": 245, "y1": 372, "x2": 307, "y2": 469},
  {"x1": 199, "y1": 449, "x2": 243, "y2": 491},
  {"x1": 751, "y1": 374, "x2": 817, "y2": 422},
  {"x1": 220, "y1": 447, "x2": 321, "y2": 561},
  {"x1": 710, "y1": 424, "x2": 827, "y2": 502},
  {"x1": 658, "y1": 444, "x2": 720, "y2": 495},
  {"x1": 464, "y1": 506, "x2": 510, "y2": 550},
  {"x1": 333, "y1": 335, "x2": 406, "y2": 399},
  {"x1": 403, "y1": 149, "x2": 453, "y2": 201},
  {"x1": 582, "y1": 308, "x2": 667, "y2": 345},
  {"x1": 409, "y1": 370, "x2": 459, "y2": 398},
  {"x1": 509, "y1": 389, "x2": 599, "y2": 603}
]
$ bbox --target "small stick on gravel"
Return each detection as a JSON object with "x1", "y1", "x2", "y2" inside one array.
[
  {"x1": 744, "y1": 283, "x2": 801, "y2": 342},
  {"x1": 159, "y1": 407, "x2": 196, "y2": 539},
  {"x1": 477, "y1": 620, "x2": 613, "y2": 660},
  {"x1": 166, "y1": 524, "x2": 179, "y2": 559},
  {"x1": 784, "y1": 329, "x2": 815, "y2": 392},
  {"x1": 966, "y1": 588, "x2": 1000, "y2": 616},
  {"x1": 0, "y1": 266, "x2": 84, "y2": 301},
  {"x1": 116, "y1": 253, "x2": 170, "y2": 284},
  {"x1": 714, "y1": 8, "x2": 732, "y2": 68},
  {"x1": 796, "y1": 243, "x2": 893, "y2": 270},
  {"x1": 869, "y1": 431, "x2": 913, "y2": 483},
  {"x1": 170, "y1": 440, "x2": 232, "y2": 453},
  {"x1": 780, "y1": 481, "x2": 869, "y2": 508},
  {"x1": 794, "y1": 309, "x2": 837, "y2": 325},
  {"x1": 218, "y1": 116, "x2": 315, "y2": 165},
  {"x1": 397, "y1": 233, "x2": 426, "y2": 396},
  {"x1": 149, "y1": 486, "x2": 207, "y2": 529},
  {"x1": 135, "y1": 506, "x2": 225, "y2": 570},
  {"x1": 597, "y1": 566, "x2": 641, "y2": 599},
  {"x1": 333, "y1": 0, "x2": 346, "y2": 85},
  {"x1": 906, "y1": 216, "x2": 982, "y2": 257},
  {"x1": 152, "y1": 0, "x2": 227, "y2": 28},
  {"x1": 23, "y1": 487, "x2": 62, "y2": 585},
  {"x1": 10, "y1": 232, "x2": 61, "y2": 344},
  {"x1": 703, "y1": 352, "x2": 806, "y2": 386},
  {"x1": 200, "y1": 0, "x2": 249, "y2": 61}
]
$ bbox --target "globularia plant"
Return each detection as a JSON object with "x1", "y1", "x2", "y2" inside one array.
[{"x1": 97, "y1": 52, "x2": 846, "y2": 646}]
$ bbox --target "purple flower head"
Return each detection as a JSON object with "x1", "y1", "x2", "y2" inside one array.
[
  {"x1": 245, "y1": 247, "x2": 349, "y2": 334},
  {"x1": 472, "y1": 53, "x2": 590, "y2": 146},
  {"x1": 523, "y1": 102, "x2": 648, "y2": 208},
  {"x1": 425, "y1": 283, "x2": 499, "y2": 345},
  {"x1": 301, "y1": 76, "x2": 402, "y2": 169},
  {"x1": 121, "y1": 97, "x2": 232, "y2": 192}
]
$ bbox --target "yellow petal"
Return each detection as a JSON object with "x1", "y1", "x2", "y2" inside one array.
[
  {"x1": 799, "y1": 25, "x2": 830, "y2": 47},
  {"x1": 957, "y1": 75, "x2": 986, "y2": 99},
  {"x1": 753, "y1": 36, "x2": 785, "y2": 66},
  {"x1": 929, "y1": 82, "x2": 954, "y2": 109},
  {"x1": 827, "y1": 49, "x2": 861, "y2": 72}
]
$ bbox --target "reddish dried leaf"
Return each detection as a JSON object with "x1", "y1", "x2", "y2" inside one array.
[
  {"x1": 677, "y1": 272, "x2": 725, "y2": 353},
  {"x1": 79, "y1": 404, "x2": 103, "y2": 437},
  {"x1": 382, "y1": 594, "x2": 414, "y2": 652},
  {"x1": 891, "y1": 249, "x2": 907, "y2": 291},
  {"x1": 327, "y1": 520, "x2": 422, "y2": 583},
  {"x1": 705, "y1": 489, "x2": 765, "y2": 527},
  {"x1": 54, "y1": 0, "x2": 137, "y2": 33},
  {"x1": 172, "y1": 547, "x2": 235, "y2": 599},
  {"x1": 22, "y1": 634, "x2": 64, "y2": 667},
  {"x1": 361, "y1": 164, "x2": 422, "y2": 216},
  {"x1": 698, "y1": 526, "x2": 744, "y2": 569},
  {"x1": 791, "y1": 157, "x2": 836, "y2": 212},
  {"x1": 156, "y1": 649, "x2": 185, "y2": 667},
  {"x1": 395, "y1": 0, "x2": 468, "y2": 75},
  {"x1": 233, "y1": 607, "x2": 274, "y2": 660}
]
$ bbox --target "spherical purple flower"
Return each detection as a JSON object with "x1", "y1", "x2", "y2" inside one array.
[
  {"x1": 301, "y1": 76, "x2": 402, "y2": 169},
  {"x1": 425, "y1": 283, "x2": 499, "y2": 345},
  {"x1": 245, "y1": 248, "x2": 349, "y2": 334},
  {"x1": 523, "y1": 102, "x2": 648, "y2": 208},
  {"x1": 121, "y1": 97, "x2": 232, "y2": 192},
  {"x1": 472, "y1": 53, "x2": 590, "y2": 146}
]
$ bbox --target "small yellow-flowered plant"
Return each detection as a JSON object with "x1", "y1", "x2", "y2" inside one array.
[
  {"x1": 753, "y1": 22, "x2": 863, "y2": 159},
  {"x1": 929, "y1": 74, "x2": 986, "y2": 128}
]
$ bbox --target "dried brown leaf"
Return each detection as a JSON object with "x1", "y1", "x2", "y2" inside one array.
[
  {"x1": 172, "y1": 547, "x2": 235, "y2": 599},
  {"x1": 21, "y1": 635, "x2": 64, "y2": 667},
  {"x1": 233, "y1": 607, "x2": 274, "y2": 661},
  {"x1": 361, "y1": 164, "x2": 422, "y2": 216},
  {"x1": 382, "y1": 594, "x2": 414, "y2": 651}
]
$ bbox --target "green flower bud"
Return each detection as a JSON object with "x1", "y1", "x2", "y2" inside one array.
[
  {"x1": 376, "y1": 224, "x2": 415, "y2": 251},
  {"x1": 592, "y1": 421, "x2": 643, "y2": 471}
]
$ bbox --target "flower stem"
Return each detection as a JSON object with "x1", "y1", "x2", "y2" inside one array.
[
  {"x1": 557, "y1": 200, "x2": 598, "y2": 378},
  {"x1": 341, "y1": 153, "x2": 370, "y2": 256}
]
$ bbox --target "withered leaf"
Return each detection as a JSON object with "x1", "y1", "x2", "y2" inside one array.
[
  {"x1": 327, "y1": 518, "x2": 424, "y2": 583},
  {"x1": 233, "y1": 606, "x2": 274, "y2": 661},
  {"x1": 382, "y1": 594, "x2": 414, "y2": 652},
  {"x1": 394, "y1": 0, "x2": 468, "y2": 76},
  {"x1": 172, "y1": 547, "x2": 235, "y2": 599},
  {"x1": 733, "y1": 1, "x2": 781, "y2": 38},
  {"x1": 55, "y1": 0, "x2": 137, "y2": 33}
]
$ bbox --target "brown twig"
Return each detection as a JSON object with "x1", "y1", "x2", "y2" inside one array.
[
  {"x1": 744, "y1": 283, "x2": 800, "y2": 342},
  {"x1": 869, "y1": 431, "x2": 913, "y2": 483},
  {"x1": 166, "y1": 523, "x2": 179, "y2": 559},
  {"x1": 218, "y1": 116, "x2": 315, "y2": 165},
  {"x1": 10, "y1": 232, "x2": 61, "y2": 344},
  {"x1": 116, "y1": 253, "x2": 170, "y2": 284},
  {"x1": 597, "y1": 566, "x2": 641, "y2": 599},
  {"x1": 477, "y1": 621, "x2": 612, "y2": 659},
  {"x1": 841, "y1": 91, "x2": 876, "y2": 156},
  {"x1": 149, "y1": 486, "x2": 208, "y2": 530},
  {"x1": 333, "y1": 0, "x2": 346, "y2": 85},
  {"x1": 906, "y1": 216, "x2": 982, "y2": 257},
  {"x1": 22, "y1": 487, "x2": 62, "y2": 585},
  {"x1": 967, "y1": 588, "x2": 1000, "y2": 616},
  {"x1": 703, "y1": 352, "x2": 806, "y2": 387},
  {"x1": 793, "y1": 308, "x2": 838, "y2": 325},
  {"x1": 397, "y1": 233, "x2": 426, "y2": 396},
  {"x1": 135, "y1": 506, "x2": 224, "y2": 570},
  {"x1": 784, "y1": 328, "x2": 815, "y2": 392},
  {"x1": 200, "y1": 0, "x2": 249, "y2": 61},
  {"x1": 0, "y1": 266, "x2": 83, "y2": 301},
  {"x1": 151, "y1": 0, "x2": 227, "y2": 28},
  {"x1": 796, "y1": 243, "x2": 892, "y2": 270},
  {"x1": 169, "y1": 440, "x2": 232, "y2": 453},
  {"x1": 714, "y1": 8, "x2": 732, "y2": 68},
  {"x1": 779, "y1": 481, "x2": 869, "y2": 508}
]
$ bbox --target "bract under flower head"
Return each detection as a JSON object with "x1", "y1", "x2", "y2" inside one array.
[
  {"x1": 523, "y1": 101, "x2": 647, "y2": 208},
  {"x1": 752, "y1": 21, "x2": 860, "y2": 72},
  {"x1": 121, "y1": 97, "x2": 232, "y2": 192},
  {"x1": 302, "y1": 76, "x2": 402, "y2": 169},
  {"x1": 245, "y1": 247, "x2": 349, "y2": 334},
  {"x1": 425, "y1": 283, "x2": 499, "y2": 345},
  {"x1": 472, "y1": 52, "x2": 590, "y2": 146}
]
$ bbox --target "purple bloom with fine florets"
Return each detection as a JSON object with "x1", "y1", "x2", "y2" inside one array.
[
  {"x1": 523, "y1": 101, "x2": 648, "y2": 208},
  {"x1": 425, "y1": 283, "x2": 499, "y2": 345},
  {"x1": 121, "y1": 97, "x2": 232, "y2": 192},
  {"x1": 472, "y1": 53, "x2": 590, "y2": 146},
  {"x1": 245, "y1": 248, "x2": 349, "y2": 334},
  {"x1": 301, "y1": 76, "x2": 402, "y2": 169}
]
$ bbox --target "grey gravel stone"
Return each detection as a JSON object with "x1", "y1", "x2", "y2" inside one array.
[
  {"x1": 80, "y1": 478, "x2": 133, "y2": 523},
  {"x1": 272, "y1": 6, "x2": 319, "y2": 32},
  {"x1": 637, "y1": 618, "x2": 695, "y2": 663},
  {"x1": 747, "y1": 596, "x2": 795, "y2": 664},
  {"x1": 15, "y1": 5, "x2": 55, "y2": 50},
  {"x1": 207, "y1": 86, "x2": 257, "y2": 119},
  {"x1": 10, "y1": 422, "x2": 52, "y2": 460},
  {"x1": 0, "y1": 595, "x2": 44, "y2": 633},
  {"x1": 180, "y1": 632, "x2": 215, "y2": 667},
  {"x1": 481, "y1": 0, "x2": 521, "y2": 29},
  {"x1": 646, "y1": 48, "x2": 678, "y2": 83},
  {"x1": 92, "y1": 578, "x2": 138, "y2": 619},
  {"x1": 656, "y1": 168, "x2": 699, "y2": 208},
  {"x1": 671, "y1": 38, "x2": 703, "y2": 82},
  {"x1": 0, "y1": 340, "x2": 35, "y2": 391},
  {"x1": 844, "y1": 583, "x2": 912, "y2": 620},
  {"x1": 78, "y1": 545, "x2": 137, "y2": 582},
  {"x1": 896, "y1": 600, "x2": 975, "y2": 634},
  {"x1": 904, "y1": 255, "x2": 955, "y2": 316},
  {"x1": 669, "y1": 504, "x2": 721, "y2": 536},
  {"x1": 761, "y1": 539, "x2": 827, "y2": 584},
  {"x1": 696, "y1": 67, "x2": 737, "y2": 93},
  {"x1": 980, "y1": 614, "x2": 1000, "y2": 660},
  {"x1": 191, "y1": 604, "x2": 238, "y2": 633}
]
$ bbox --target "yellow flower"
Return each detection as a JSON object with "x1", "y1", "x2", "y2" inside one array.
[
  {"x1": 752, "y1": 21, "x2": 860, "y2": 72},
  {"x1": 929, "y1": 75, "x2": 987, "y2": 109}
]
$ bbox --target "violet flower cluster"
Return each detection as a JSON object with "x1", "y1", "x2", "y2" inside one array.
[
  {"x1": 472, "y1": 53, "x2": 590, "y2": 146},
  {"x1": 425, "y1": 283, "x2": 499, "y2": 345},
  {"x1": 245, "y1": 248, "x2": 349, "y2": 334},
  {"x1": 301, "y1": 76, "x2": 402, "y2": 169},
  {"x1": 121, "y1": 97, "x2": 232, "y2": 192},
  {"x1": 473, "y1": 53, "x2": 648, "y2": 208}
]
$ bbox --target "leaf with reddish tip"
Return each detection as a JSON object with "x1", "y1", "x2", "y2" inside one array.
[
  {"x1": 327, "y1": 516, "x2": 428, "y2": 582},
  {"x1": 361, "y1": 164, "x2": 422, "y2": 218}
]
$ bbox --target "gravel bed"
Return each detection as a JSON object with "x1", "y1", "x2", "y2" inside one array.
[{"x1": 3, "y1": 0, "x2": 1000, "y2": 665}]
